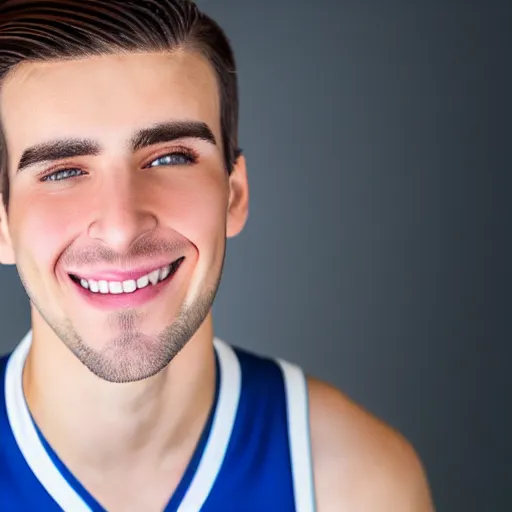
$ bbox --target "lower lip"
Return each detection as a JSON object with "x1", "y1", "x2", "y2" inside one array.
[{"x1": 70, "y1": 263, "x2": 183, "y2": 310}]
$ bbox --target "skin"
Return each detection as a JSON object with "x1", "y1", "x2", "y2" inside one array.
[{"x1": 0, "y1": 50, "x2": 434, "y2": 511}]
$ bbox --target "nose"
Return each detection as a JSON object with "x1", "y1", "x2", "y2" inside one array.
[{"x1": 87, "y1": 173, "x2": 158, "y2": 253}]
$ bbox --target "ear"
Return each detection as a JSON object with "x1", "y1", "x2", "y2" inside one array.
[
  {"x1": 226, "y1": 154, "x2": 249, "y2": 238},
  {"x1": 0, "y1": 194, "x2": 15, "y2": 265}
]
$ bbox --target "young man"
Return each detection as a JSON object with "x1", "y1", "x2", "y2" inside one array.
[{"x1": 0, "y1": 1, "x2": 434, "y2": 510}]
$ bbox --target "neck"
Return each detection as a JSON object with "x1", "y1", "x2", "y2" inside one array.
[{"x1": 23, "y1": 309, "x2": 217, "y2": 472}]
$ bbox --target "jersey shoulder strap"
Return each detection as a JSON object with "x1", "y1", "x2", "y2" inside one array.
[{"x1": 277, "y1": 357, "x2": 317, "y2": 512}]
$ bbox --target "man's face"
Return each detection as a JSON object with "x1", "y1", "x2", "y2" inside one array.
[{"x1": 0, "y1": 50, "x2": 248, "y2": 382}]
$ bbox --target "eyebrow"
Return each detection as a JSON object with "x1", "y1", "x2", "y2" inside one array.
[
  {"x1": 130, "y1": 121, "x2": 217, "y2": 152},
  {"x1": 17, "y1": 139, "x2": 101, "y2": 172},
  {"x1": 16, "y1": 120, "x2": 217, "y2": 173}
]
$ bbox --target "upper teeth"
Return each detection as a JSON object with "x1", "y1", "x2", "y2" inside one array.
[{"x1": 79, "y1": 264, "x2": 173, "y2": 295}]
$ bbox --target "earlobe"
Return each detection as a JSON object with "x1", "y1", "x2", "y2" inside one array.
[
  {"x1": 0, "y1": 194, "x2": 15, "y2": 265},
  {"x1": 226, "y1": 155, "x2": 249, "y2": 238}
]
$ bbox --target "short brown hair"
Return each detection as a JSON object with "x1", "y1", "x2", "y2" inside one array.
[{"x1": 0, "y1": 0, "x2": 241, "y2": 208}]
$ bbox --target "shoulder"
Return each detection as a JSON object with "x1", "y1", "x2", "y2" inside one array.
[{"x1": 307, "y1": 377, "x2": 435, "y2": 512}]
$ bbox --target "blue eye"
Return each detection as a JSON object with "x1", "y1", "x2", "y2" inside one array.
[
  {"x1": 41, "y1": 150, "x2": 196, "y2": 182},
  {"x1": 41, "y1": 168, "x2": 85, "y2": 182},
  {"x1": 147, "y1": 151, "x2": 196, "y2": 168}
]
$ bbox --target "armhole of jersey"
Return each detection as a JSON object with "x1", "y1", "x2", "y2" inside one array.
[{"x1": 277, "y1": 359, "x2": 316, "y2": 512}]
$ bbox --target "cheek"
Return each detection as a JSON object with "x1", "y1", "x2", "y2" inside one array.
[
  {"x1": 153, "y1": 169, "x2": 229, "y2": 248},
  {"x1": 9, "y1": 189, "x2": 83, "y2": 270},
  {"x1": 152, "y1": 170, "x2": 229, "y2": 299}
]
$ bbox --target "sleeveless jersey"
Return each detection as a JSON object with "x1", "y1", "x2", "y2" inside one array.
[{"x1": 0, "y1": 331, "x2": 316, "y2": 511}]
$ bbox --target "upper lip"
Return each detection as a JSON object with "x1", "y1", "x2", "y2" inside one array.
[{"x1": 66, "y1": 257, "x2": 183, "y2": 282}]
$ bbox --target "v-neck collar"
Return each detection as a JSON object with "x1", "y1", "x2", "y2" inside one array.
[{"x1": 5, "y1": 331, "x2": 241, "y2": 512}]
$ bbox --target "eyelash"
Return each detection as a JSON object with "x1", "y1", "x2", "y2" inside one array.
[{"x1": 40, "y1": 148, "x2": 198, "y2": 182}]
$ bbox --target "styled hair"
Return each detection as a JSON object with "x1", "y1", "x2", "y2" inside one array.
[{"x1": 0, "y1": 0, "x2": 240, "y2": 208}]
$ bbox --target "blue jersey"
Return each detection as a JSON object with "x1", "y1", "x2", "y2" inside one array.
[{"x1": 0, "y1": 332, "x2": 316, "y2": 511}]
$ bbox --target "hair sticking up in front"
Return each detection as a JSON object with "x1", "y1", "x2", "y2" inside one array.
[{"x1": 0, "y1": 0, "x2": 240, "y2": 208}]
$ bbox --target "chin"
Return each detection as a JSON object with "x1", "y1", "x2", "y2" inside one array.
[{"x1": 68, "y1": 329, "x2": 178, "y2": 383}]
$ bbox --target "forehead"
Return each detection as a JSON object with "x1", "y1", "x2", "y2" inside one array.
[{"x1": 0, "y1": 50, "x2": 221, "y2": 154}]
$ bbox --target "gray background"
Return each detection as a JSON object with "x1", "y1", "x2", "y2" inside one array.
[{"x1": 0, "y1": 1, "x2": 510, "y2": 511}]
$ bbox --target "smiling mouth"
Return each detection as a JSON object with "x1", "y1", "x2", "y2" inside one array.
[{"x1": 69, "y1": 257, "x2": 185, "y2": 295}]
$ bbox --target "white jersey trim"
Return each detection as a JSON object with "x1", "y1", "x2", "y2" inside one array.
[
  {"x1": 177, "y1": 339, "x2": 241, "y2": 511},
  {"x1": 277, "y1": 358, "x2": 317, "y2": 512},
  {"x1": 5, "y1": 331, "x2": 91, "y2": 512},
  {"x1": 4, "y1": 331, "x2": 241, "y2": 512}
]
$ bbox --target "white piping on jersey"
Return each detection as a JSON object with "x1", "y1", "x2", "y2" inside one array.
[
  {"x1": 5, "y1": 331, "x2": 91, "y2": 512},
  {"x1": 177, "y1": 339, "x2": 241, "y2": 511},
  {"x1": 277, "y1": 358, "x2": 317, "y2": 512},
  {"x1": 4, "y1": 331, "x2": 242, "y2": 512}
]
